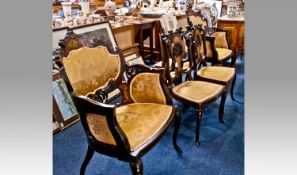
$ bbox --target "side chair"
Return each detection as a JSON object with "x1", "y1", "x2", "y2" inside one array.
[
  {"x1": 162, "y1": 30, "x2": 226, "y2": 147},
  {"x1": 187, "y1": 12, "x2": 234, "y2": 67},
  {"x1": 191, "y1": 25, "x2": 237, "y2": 101}
]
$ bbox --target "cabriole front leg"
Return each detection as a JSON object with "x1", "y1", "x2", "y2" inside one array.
[
  {"x1": 195, "y1": 107, "x2": 203, "y2": 147},
  {"x1": 219, "y1": 87, "x2": 228, "y2": 123},
  {"x1": 80, "y1": 146, "x2": 94, "y2": 175},
  {"x1": 231, "y1": 73, "x2": 237, "y2": 101},
  {"x1": 173, "y1": 110, "x2": 182, "y2": 152}
]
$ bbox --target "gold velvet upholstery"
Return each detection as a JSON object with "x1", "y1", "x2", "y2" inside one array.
[
  {"x1": 172, "y1": 81, "x2": 224, "y2": 104},
  {"x1": 197, "y1": 66, "x2": 235, "y2": 83},
  {"x1": 205, "y1": 40, "x2": 213, "y2": 58},
  {"x1": 211, "y1": 32, "x2": 228, "y2": 49},
  {"x1": 129, "y1": 73, "x2": 167, "y2": 104},
  {"x1": 63, "y1": 46, "x2": 121, "y2": 96},
  {"x1": 189, "y1": 16, "x2": 207, "y2": 30},
  {"x1": 217, "y1": 48, "x2": 233, "y2": 61},
  {"x1": 86, "y1": 103, "x2": 173, "y2": 151}
]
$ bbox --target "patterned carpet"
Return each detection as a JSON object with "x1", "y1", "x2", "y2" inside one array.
[{"x1": 53, "y1": 58, "x2": 244, "y2": 175}]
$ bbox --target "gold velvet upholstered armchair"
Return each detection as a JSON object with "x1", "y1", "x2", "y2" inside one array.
[
  {"x1": 59, "y1": 31, "x2": 181, "y2": 175},
  {"x1": 187, "y1": 12, "x2": 234, "y2": 67},
  {"x1": 191, "y1": 24, "x2": 237, "y2": 101},
  {"x1": 161, "y1": 30, "x2": 227, "y2": 147}
]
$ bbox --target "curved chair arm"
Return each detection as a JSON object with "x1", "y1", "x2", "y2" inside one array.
[
  {"x1": 204, "y1": 36, "x2": 219, "y2": 64},
  {"x1": 117, "y1": 81, "x2": 133, "y2": 106},
  {"x1": 208, "y1": 28, "x2": 230, "y2": 49},
  {"x1": 72, "y1": 95, "x2": 131, "y2": 154}
]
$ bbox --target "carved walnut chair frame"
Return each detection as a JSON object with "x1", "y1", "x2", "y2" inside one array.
[
  {"x1": 58, "y1": 30, "x2": 182, "y2": 175},
  {"x1": 187, "y1": 12, "x2": 234, "y2": 67},
  {"x1": 160, "y1": 27, "x2": 195, "y2": 85},
  {"x1": 190, "y1": 24, "x2": 237, "y2": 101},
  {"x1": 162, "y1": 29, "x2": 227, "y2": 147}
]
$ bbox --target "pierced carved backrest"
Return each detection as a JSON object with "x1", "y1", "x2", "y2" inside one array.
[
  {"x1": 170, "y1": 33, "x2": 186, "y2": 73},
  {"x1": 59, "y1": 30, "x2": 84, "y2": 59},
  {"x1": 188, "y1": 12, "x2": 209, "y2": 34},
  {"x1": 63, "y1": 46, "x2": 123, "y2": 101},
  {"x1": 189, "y1": 15, "x2": 208, "y2": 31},
  {"x1": 193, "y1": 26, "x2": 205, "y2": 65}
]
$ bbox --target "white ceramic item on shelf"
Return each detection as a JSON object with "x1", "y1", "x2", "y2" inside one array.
[
  {"x1": 61, "y1": 2, "x2": 73, "y2": 17},
  {"x1": 85, "y1": 13, "x2": 94, "y2": 24},
  {"x1": 79, "y1": 0, "x2": 90, "y2": 15},
  {"x1": 91, "y1": 14, "x2": 101, "y2": 23},
  {"x1": 62, "y1": 13, "x2": 76, "y2": 28},
  {"x1": 104, "y1": 0, "x2": 116, "y2": 16},
  {"x1": 76, "y1": 11, "x2": 86, "y2": 26}
]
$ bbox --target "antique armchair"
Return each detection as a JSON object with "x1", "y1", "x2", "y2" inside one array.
[
  {"x1": 162, "y1": 30, "x2": 226, "y2": 147},
  {"x1": 187, "y1": 12, "x2": 234, "y2": 67},
  {"x1": 59, "y1": 33, "x2": 181, "y2": 175},
  {"x1": 191, "y1": 24, "x2": 237, "y2": 101}
]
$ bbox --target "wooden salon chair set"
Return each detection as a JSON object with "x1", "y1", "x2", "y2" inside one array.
[{"x1": 55, "y1": 11, "x2": 237, "y2": 174}]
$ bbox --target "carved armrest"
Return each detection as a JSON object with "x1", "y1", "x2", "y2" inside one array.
[
  {"x1": 117, "y1": 81, "x2": 133, "y2": 106},
  {"x1": 72, "y1": 95, "x2": 131, "y2": 153}
]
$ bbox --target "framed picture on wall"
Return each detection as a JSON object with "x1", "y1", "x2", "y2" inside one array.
[
  {"x1": 52, "y1": 70, "x2": 79, "y2": 131},
  {"x1": 71, "y1": 21, "x2": 118, "y2": 51}
]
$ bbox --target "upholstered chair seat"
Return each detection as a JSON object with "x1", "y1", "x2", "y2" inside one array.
[
  {"x1": 216, "y1": 48, "x2": 233, "y2": 61},
  {"x1": 197, "y1": 66, "x2": 235, "y2": 84},
  {"x1": 87, "y1": 103, "x2": 173, "y2": 151},
  {"x1": 172, "y1": 81, "x2": 224, "y2": 104}
]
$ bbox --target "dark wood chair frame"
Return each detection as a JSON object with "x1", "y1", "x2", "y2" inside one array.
[
  {"x1": 58, "y1": 31, "x2": 182, "y2": 175},
  {"x1": 160, "y1": 26, "x2": 195, "y2": 85},
  {"x1": 190, "y1": 24, "x2": 237, "y2": 101},
  {"x1": 161, "y1": 28, "x2": 227, "y2": 147},
  {"x1": 187, "y1": 13, "x2": 235, "y2": 67}
]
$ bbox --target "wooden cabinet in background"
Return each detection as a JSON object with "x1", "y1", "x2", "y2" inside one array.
[{"x1": 218, "y1": 15, "x2": 245, "y2": 61}]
